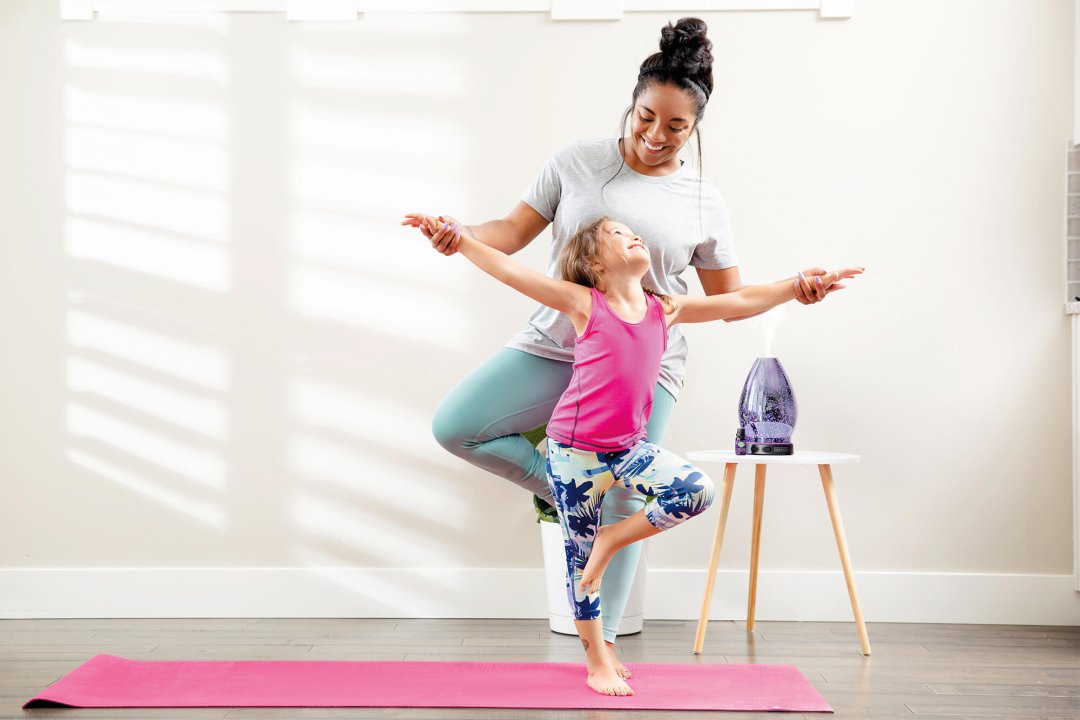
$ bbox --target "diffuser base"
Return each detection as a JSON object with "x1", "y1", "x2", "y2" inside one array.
[{"x1": 748, "y1": 442, "x2": 793, "y2": 456}]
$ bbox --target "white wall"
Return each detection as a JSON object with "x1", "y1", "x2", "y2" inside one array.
[{"x1": 1, "y1": 0, "x2": 1077, "y2": 623}]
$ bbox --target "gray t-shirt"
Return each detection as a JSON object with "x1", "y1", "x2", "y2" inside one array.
[{"x1": 506, "y1": 138, "x2": 738, "y2": 399}]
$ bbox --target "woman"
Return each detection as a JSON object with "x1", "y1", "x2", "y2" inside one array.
[{"x1": 405, "y1": 17, "x2": 830, "y2": 676}]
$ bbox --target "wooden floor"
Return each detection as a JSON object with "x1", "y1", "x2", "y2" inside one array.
[{"x1": 2, "y1": 618, "x2": 1077, "y2": 719}]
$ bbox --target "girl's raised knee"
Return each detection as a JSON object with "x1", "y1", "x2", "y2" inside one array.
[{"x1": 697, "y1": 474, "x2": 716, "y2": 513}]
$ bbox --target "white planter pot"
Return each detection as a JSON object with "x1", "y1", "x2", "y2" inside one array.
[{"x1": 539, "y1": 519, "x2": 646, "y2": 636}]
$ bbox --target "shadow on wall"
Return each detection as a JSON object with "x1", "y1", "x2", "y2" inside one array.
[{"x1": 59, "y1": 10, "x2": 492, "y2": 613}]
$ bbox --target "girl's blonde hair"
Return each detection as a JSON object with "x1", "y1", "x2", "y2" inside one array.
[{"x1": 558, "y1": 216, "x2": 678, "y2": 315}]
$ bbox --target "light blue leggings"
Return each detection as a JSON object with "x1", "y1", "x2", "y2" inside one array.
[{"x1": 432, "y1": 348, "x2": 676, "y2": 643}]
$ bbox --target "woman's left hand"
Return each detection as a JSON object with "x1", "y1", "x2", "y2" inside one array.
[{"x1": 794, "y1": 267, "x2": 828, "y2": 304}]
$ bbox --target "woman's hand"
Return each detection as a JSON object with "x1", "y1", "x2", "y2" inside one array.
[
  {"x1": 794, "y1": 267, "x2": 829, "y2": 304},
  {"x1": 401, "y1": 213, "x2": 464, "y2": 255}
]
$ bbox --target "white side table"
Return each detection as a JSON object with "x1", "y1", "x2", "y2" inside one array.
[{"x1": 685, "y1": 450, "x2": 870, "y2": 656}]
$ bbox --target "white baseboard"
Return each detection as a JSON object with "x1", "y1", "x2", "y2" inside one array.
[{"x1": 1, "y1": 568, "x2": 1077, "y2": 625}]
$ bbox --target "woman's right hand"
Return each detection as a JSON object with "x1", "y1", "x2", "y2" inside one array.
[{"x1": 401, "y1": 213, "x2": 464, "y2": 256}]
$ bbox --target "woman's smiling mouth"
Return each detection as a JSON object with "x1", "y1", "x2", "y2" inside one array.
[{"x1": 641, "y1": 137, "x2": 667, "y2": 154}]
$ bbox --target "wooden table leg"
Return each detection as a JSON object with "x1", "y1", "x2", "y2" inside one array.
[
  {"x1": 819, "y1": 463, "x2": 872, "y2": 656},
  {"x1": 693, "y1": 463, "x2": 737, "y2": 654},
  {"x1": 746, "y1": 464, "x2": 767, "y2": 632}
]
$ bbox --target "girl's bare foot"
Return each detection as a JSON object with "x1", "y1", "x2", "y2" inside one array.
[
  {"x1": 586, "y1": 663, "x2": 634, "y2": 696},
  {"x1": 577, "y1": 619, "x2": 633, "y2": 696},
  {"x1": 580, "y1": 526, "x2": 618, "y2": 594},
  {"x1": 605, "y1": 641, "x2": 631, "y2": 679}
]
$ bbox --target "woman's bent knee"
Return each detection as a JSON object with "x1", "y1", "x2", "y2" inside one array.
[{"x1": 431, "y1": 396, "x2": 475, "y2": 455}]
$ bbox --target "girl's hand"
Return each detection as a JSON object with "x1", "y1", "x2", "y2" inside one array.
[
  {"x1": 813, "y1": 266, "x2": 865, "y2": 294},
  {"x1": 401, "y1": 213, "x2": 464, "y2": 256}
]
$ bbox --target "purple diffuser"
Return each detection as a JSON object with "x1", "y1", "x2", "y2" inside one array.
[{"x1": 737, "y1": 357, "x2": 797, "y2": 456}]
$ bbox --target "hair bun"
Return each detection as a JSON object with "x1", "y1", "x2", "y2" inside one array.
[{"x1": 658, "y1": 17, "x2": 712, "y2": 80}]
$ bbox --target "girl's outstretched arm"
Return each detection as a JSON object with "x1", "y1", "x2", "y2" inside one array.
[
  {"x1": 671, "y1": 267, "x2": 863, "y2": 325},
  {"x1": 403, "y1": 214, "x2": 591, "y2": 325},
  {"x1": 402, "y1": 203, "x2": 549, "y2": 256}
]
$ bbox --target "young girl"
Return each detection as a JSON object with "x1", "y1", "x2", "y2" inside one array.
[{"x1": 403, "y1": 212, "x2": 862, "y2": 697}]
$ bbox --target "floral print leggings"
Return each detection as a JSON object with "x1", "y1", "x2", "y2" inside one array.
[{"x1": 546, "y1": 438, "x2": 716, "y2": 621}]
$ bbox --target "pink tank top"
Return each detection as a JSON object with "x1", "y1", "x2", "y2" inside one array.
[{"x1": 546, "y1": 287, "x2": 669, "y2": 452}]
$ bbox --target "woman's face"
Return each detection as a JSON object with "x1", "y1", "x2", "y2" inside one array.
[{"x1": 627, "y1": 82, "x2": 697, "y2": 172}]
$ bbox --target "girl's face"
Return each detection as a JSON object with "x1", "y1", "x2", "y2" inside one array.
[
  {"x1": 627, "y1": 82, "x2": 697, "y2": 171},
  {"x1": 594, "y1": 220, "x2": 651, "y2": 279}
]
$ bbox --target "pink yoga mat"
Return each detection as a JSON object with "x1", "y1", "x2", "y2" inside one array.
[{"x1": 24, "y1": 654, "x2": 833, "y2": 712}]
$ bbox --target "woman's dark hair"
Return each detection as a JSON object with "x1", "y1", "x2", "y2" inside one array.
[
  {"x1": 604, "y1": 18, "x2": 714, "y2": 197},
  {"x1": 634, "y1": 17, "x2": 714, "y2": 123}
]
